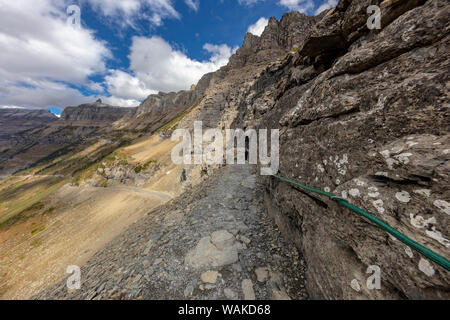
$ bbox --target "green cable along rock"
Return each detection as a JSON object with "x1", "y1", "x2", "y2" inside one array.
[{"x1": 273, "y1": 174, "x2": 450, "y2": 272}]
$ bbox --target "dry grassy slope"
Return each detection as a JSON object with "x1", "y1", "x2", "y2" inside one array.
[
  {"x1": 0, "y1": 129, "x2": 192, "y2": 299},
  {"x1": 0, "y1": 67, "x2": 227, "y2": 298}
]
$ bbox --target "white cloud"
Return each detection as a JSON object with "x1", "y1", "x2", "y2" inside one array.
[
  {"x1": 101, "y1": 37, "x2": 236, "y2": 107},
  {"x1": 86, "y1": 81, "x2": 105, "y2": 93},
  {"x1": 239, "y1": 0, "x2": 316, "y2": 13},
  {"x1": 184, "y1": 0, "x2": 200, "y2": 11},
  {"x1": 315, "y1": 0, "x2": 338, "y2": 14},
  {"x1": 0, "y1": 0, "x2": 110, "y2": 108},
  {"x1": 278, "y1": 0, "x2": 314, "y2": 13},
  {"x1": 87, "y1": 0, "x2": 180, "y2": 27},
  {"x1": 0, "y1": 80, "x2": 93, "y2": 108},
  {"x1": 100, "y1": 96, "x2": 142, "y2": 108},
  {"x1": 100, "y1": 37, "x2": 236, "y2": 107},
  {"x1": 86, "y1": 0, "x2": 141, "y2": 16},
  {"x1": 238, "y1": 0, "x2": 261, "y2": 5},
  {"x1": 247, "y1": 17, "x2": 269, "y2": 36},
  {"x1": 203, "y1": 43, "x2": 237, "y2": 66},
  {"x1": 129, "y1": 36, "x2": 236, "y2": 93},
  {"x1": 105, "y1": 70, "x2": 156, "y2": 100},
  {"x1": 0, "y1": 1, "x2": 235, "y2": 109}
]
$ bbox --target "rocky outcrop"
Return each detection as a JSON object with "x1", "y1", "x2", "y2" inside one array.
[
  {"x1": 248, "y1": 0, "x2": 449, "y2": 299},
  {"x1": 124, "y1": 71, "x2": 222, "y2": 132},
  {"x1": 185, "y1": 230, "x2": 240, "y2": 269},
  {"x1": 229, "y1": 13, "x2": 320, "y2": 69}
]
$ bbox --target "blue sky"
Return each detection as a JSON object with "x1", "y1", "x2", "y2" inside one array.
[{"x1": 0, "y1": 0, "x2": 337, "y2": 112}]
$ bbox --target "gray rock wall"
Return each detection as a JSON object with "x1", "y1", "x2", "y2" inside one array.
[{"x1": 254, "y1": 0, "x2": 449, "y2": 299}]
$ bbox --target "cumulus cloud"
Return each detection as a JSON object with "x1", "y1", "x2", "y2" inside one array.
[
  {"x1": 247, "y1": 17, "x2": 269, "y2": 36},
  {"x1": 130, "y1": 36, "x2": 236, "y2": 93},
  {"x1": 278, "y1": 0, "x2": 314, "y2": 13},
  {"x1": 315, "y1": 0, "x2": 338, "y2": 14},
  {"x1": 87, "y1": 0, "x2": 180, "y2": 27},
  {"x1": 86, "y1": 0, "x2": 141, "y2": 16},
  {"x1": 203, "y1": 43, "x2": 237, "y2": 66},
  {"x1": 100, "y1": 96, "x2": 142, "y2": 108},
  {"x1": 0, "y1": 0, "x2": 110, "y2": 108},
  {"x1": 102, "y1": 37, "x2": 236, "y2": 107},
  {"x1": 105, "y1": 70, "x2": 156, "y2": 100},
  {"x1": 0, "y1": 0, "x2": 235, "y2": 109},
  {"x1": 0, "y1": 80, "x2": 93, "y2": 108}
]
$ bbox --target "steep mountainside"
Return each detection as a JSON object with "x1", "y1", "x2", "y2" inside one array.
[
  {"x1": 1, "y1": 0, "x2": 448, "y2": 301},
  {"x1": 21, "y1": 8, "x2": 323, "y2": 301},
  {"x1": 120, "y1": 71, "x2": 220, "y2": 132},
  {"x1": 0, "y1": 100, "x2": 136, "y2": 177},
  {"x1": 0, "y1": 109, "x2": 57, "y2": 139},
  {"x1": 118, "y1": 13, "x2": 321, "y2": 134}
]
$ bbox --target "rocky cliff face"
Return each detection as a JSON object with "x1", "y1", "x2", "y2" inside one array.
[
  {"x1": 242, "y1": 0, "x2": 450, "y2": 299},
  {"x1": 125, "y1": 12, "x2": 321, "y2": 134},
  {"x1": 125, "y1": 71, "x2": 220, "y2": 132},
  {"x1": 229, "y1": 13, "x2": 320, "y2": 69},
  {"x1": 61, "y1": 99, "x2": 136, "y2": 122}
]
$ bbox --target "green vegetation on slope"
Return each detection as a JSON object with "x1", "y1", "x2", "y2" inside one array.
[{"x1": 0, "y1": 177, "x2": 67, "y2": 229}]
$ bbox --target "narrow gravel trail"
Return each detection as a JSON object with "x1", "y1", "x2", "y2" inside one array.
[
  {"x1": 35, "y1": 165, "x2": 308, "y2": 300},
  {"x1": 100, "y1": 185, "x2": 173, "y2": 201}
]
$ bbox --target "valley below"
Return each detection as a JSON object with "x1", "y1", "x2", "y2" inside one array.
[{"x1": 0, "y1": 134, "x2": 179, "y2": 299}]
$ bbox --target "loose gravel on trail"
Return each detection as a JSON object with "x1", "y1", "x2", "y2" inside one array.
[{"x1": 35, "y1": 165, "x2": 308, "y2": 300}]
